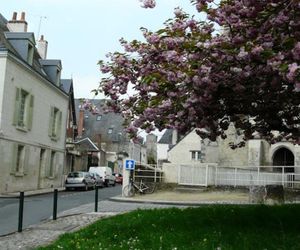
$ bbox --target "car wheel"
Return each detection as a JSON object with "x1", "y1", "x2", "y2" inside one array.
[{"x1": 113, "y1": 181, "x2": 116, "y2": 186}]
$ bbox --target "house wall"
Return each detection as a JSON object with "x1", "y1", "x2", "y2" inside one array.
[
  {"x1": 217, "y1": 125, "x2": 249, "y2": 167},
  {"x1": 0, "y1": 56, "x2": 6, "y2": 130},
  {"x1": 0, "y1": 55, "x2": 68, "y2": 193},
  {"x1": 157, "y1": 143, "x2": 169, "y2": 161},
  {"x1": 168, "y1": 129, "x2": 202, "y2": 164},
  {"x1": 128, "y1": 143, "x2": 147, "y2": 164}
]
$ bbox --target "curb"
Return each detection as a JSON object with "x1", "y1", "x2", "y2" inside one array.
[
  {"x1": 0, "y1": 188, "x2": 65, "y2": 198},
  {"x1": 109, "y1": 196, "x2": 251, "y2": 206}
]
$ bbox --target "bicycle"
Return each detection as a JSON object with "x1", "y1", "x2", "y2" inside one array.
[{"x1": 123, "y1": 179, "x2": 156, "y2": 197}]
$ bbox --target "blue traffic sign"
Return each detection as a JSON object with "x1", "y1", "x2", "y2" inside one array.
[{"x1": 125, "y1": 159, "x2": 135, "y2": 170}]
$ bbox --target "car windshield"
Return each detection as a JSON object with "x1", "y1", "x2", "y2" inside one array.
[{"x1": 68, "y1": 172, "x2": 83, "y2": 178}]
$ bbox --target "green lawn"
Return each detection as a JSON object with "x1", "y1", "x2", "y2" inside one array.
[{"x1": 37, "y1": 205, "x2": 300, "y2": 250}]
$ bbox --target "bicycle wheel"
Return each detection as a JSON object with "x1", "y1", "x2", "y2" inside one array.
[
  {"x1": 143, "y1": 182, "x2": 156, "y2": 194},
  {"x1": 123, "y1": 184, "x2": 135, "y2": 197}
]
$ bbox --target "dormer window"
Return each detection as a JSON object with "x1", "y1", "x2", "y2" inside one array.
[
  {"x1": 39, "y1": 60, "x2": 62, "y2": 86},
  {"x1": 56, "y1": 69, "x2": 61, "y2": 86},
  {"x1": 4, "y1": 32, "x2": 36, "y2": 66},
  {"x1": 27, "y1": 43, "x2": 34, "y2": 65}
]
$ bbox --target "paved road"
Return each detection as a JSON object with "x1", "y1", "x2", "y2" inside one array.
[{"x1": 0, "y1": 185, "x2": 122, "y2": 236}]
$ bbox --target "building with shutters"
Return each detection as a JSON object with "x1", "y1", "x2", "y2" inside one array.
[{"x1": 0, "y1": 12, "x2": 69, "y2": 194}]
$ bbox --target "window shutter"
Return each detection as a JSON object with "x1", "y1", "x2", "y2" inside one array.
[
  {"x1": 10, "y1": 143, "x2": 18, "y2": 174},
  {"x1": 57, "y1": 111, "x2": 62, "y2": 140},
  {"x1": 27, "y1": 95, "x2": 34, "y2": 130},
  {"x1": 46, "y1": 149, "x2": 51, "y2": 177},
  {"x1": 54, "y1": 153, "x2": 60, "y2": 178},
  {"x1": 23, "y1": 146, "x2": 30, "y2": 175},
  {"x1": 13, "y1": 88, "x2": 20, "y2": 126},
  {"x1": 48, "y1": 107, "x2": 54, "y2": 137}
]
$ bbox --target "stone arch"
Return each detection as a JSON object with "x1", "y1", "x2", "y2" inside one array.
[{"x1": 272, "y1": 147, "x2": 295, "y2": 173}]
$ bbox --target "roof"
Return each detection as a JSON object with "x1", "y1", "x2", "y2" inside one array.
[
  {"x1": 158, "y1": 129, "x2": 173, "y2": 144},
  {"x1": 75, "y1": 99, "x2": 129, "y2": 144},
  {"x1": 75, "y1": 137, "x2": 99, "y2": 152},
  {"x1": 4, "y1": 32, "x2": 35, "y2": 41},
  {"x1": 0, "y1": 12, "x2": 66, "y2": 95},
  {"x1": 40, "y1": 59, "x2": 62, "y2": 69},
  {"x1": 61, "y1": 79, "x2": 72, "y2": 94}
]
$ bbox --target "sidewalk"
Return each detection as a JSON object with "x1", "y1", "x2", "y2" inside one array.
[{"x1": 0, "y1": 188, "x2": 253, "y2": 250}]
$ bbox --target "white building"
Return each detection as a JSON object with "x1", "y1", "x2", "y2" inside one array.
[
  {"x1": 161, "y1": 126, "x2": 300, "y2": 186},
  {"x1": 0, "y1": 12, "x2": 69, "y2": 193}
]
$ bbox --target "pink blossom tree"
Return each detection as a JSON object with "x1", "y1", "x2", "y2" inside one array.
[{"x1": 98, "y1": 0, "x2": 300, "y2": 147}]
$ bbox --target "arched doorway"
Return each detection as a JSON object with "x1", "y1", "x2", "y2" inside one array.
[{"x1": 272, "y1": 147, "x2": 295, "y2": 173}]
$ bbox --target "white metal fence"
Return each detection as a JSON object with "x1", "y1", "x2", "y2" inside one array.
[{"x1": 178, "y1": 165, "x2": 300, "y2": 189}]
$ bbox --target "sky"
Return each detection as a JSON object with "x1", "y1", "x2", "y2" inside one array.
[{"x1": 2, "y1": 0, "x2": 199, "y2": 99}]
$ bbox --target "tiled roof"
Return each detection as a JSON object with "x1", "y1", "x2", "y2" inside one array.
[
  {"x1": 61, "y1": 79, "x2": 72, "y2": 94},
  {"x1": 158, "y1": 129, "x2": 173, "y2": 144},
  {"x1": 75, "y1": 99, "x2": 129, "y2": 144}
]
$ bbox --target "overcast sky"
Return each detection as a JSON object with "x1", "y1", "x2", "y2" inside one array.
[{"x1": 2, "y1": 0, "x2": 198, "y2": 99}]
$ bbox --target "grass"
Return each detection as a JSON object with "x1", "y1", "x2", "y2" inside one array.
[{"x1": 37, "y1": 204, "x2": 300, "y2": 250}]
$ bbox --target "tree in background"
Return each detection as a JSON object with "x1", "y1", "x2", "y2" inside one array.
[{"x1": 98, "y1": 0, "x2": 300, "y2": 148}]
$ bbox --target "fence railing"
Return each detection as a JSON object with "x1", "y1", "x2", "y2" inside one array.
[
  {"x1": 133, "y1": 163, "x2": 163, "y2": 183},
  {"x1": 179, "y1": 165, "x2": 300, "y2": 189}
]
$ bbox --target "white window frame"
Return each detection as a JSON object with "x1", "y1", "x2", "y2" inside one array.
[{"x1": 191, "y1": 150, "x2": 202, "y2": 161}]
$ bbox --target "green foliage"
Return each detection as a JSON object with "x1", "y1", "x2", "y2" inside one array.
[{"x1": 37, "y1": 205, "x2": 300, "y2": 250}]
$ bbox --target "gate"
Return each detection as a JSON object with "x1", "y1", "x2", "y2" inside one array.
[{"x1": 178, "y1": 165, "x2": 208, "y2": 186}]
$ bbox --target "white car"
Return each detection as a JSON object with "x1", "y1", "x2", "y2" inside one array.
[{"x1": 65, "y1": 171, "x2": 95, "y2": 191}]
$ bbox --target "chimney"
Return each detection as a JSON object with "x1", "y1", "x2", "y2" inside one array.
[
  {"x1": 7, "y1": 11, "x2": 28, "y2": 32},
  {"x1": 171, "y1": 129, "x2": 178, "y2": 145},
  {"x1": 12, "y1": 12, "x2": 17, "y2": 21},
  {"x1": 37, "y1": 35, "x2": 48, "y2": 59},
  {"x1": 95, "y1": 134, "x2": 102, "y2": 147},
  {"x1": 77, "y1": 109, "x2": 84, "y2": 138}
]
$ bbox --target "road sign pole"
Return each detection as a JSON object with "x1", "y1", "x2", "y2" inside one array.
[
  {"x1": 18, "y1": 192, "x2": 24, "y2": 232},
  {"x1": 94, "y1": 186, "x2": 99, "y2": 212},
  {"x1": 53, "y1": 189, "x2": 58, "y2": 220}
]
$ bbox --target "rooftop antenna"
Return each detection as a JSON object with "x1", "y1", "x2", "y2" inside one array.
[{"x1": 37, "y1": 16, "x2": 47, "y2": 40}]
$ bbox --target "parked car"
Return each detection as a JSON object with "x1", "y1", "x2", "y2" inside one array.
[
  {"x1": 90, "y1": 172, "x2": 104, "y2": 188},
  {"x1": 89, "y1": 166, "x2": 116, "y2": 187},
  {"x1": 113, "y1": 173, "x2": 123, "y2": 184},
  {"x1": 65, "y1": 171, "x2": 95, "y2": 191}
]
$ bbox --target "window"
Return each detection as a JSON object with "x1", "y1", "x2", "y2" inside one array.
[
  {"x1": 13, "y1": 88, "x2": 34, "y2": 131},
  {"x1": 11, "y1": 144, "x2": 29, "y2": 176},
  {"x1": 27, "y1": 43, "x2": 34, "y2": 65},
  {"x1": 16, "y1": 145, "x2": 25, "y2": 173},
  {"x1": 191, "y1": 150, "x2": 202, "y2": 161},
  {"x1": 96, "y1": 115, "x2": 102, "y2": 121},
  {"x1": 49, "y1": 107, "x2": 62, "y2": 140},
  {"x1": 108, "y1": 128, "x2": 113, "y2": 134},
  {"x1": 49, "y1": 151, "x2": 56, "y2": 177},
  {"x1": 56, "y1": 69, "x2": 61, "y2": 86}
]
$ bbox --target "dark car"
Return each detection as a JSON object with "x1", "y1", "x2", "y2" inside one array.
[
  {"x1": 90, "y1": 172, "x2": 105, "y2": 188},
  {"x1": 113, "y1": 173, "x2": 123, "y2": 184}
]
